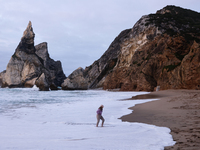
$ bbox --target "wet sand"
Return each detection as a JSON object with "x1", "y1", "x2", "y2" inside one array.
[{"x1": 120, "y1": 90, "x2": 200, "y2": 150}]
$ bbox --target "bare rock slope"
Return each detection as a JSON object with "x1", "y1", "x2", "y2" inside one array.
[{"x1": 63, "y1": 5, "x2": 200, "y2": 91}]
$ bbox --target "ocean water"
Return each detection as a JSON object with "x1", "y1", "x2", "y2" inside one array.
[{"x1": 0, "y1": 87, "x2": 175, "y2": 150}]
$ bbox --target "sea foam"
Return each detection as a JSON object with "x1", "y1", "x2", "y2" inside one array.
[{"x1": 0, "y1": 89, "x2": 175, "y2": 150}]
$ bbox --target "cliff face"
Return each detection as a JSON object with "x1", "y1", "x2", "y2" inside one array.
[
  {"x1": 64, "y1": 5, "x2": 200, "y2": 91},
  {"x1": 103, "y1": 6, "x2": 200, "y2": 91},
  {"x1": 1, "y1": 21, "x2": 66, "y2": 90}
]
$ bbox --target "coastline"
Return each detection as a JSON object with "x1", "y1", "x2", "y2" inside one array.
[{"x1": 120, "y1": 89, "x2": 200, "y2": 150}]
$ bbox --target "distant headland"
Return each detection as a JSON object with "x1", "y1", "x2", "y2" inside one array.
[{"x1": 1, "y1": 5, "x2": 200, "y2": 91}]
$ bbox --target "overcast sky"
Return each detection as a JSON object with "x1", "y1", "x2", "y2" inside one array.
[{"x1": 0, "y1": 0, "x2": 200, "y2": 76}]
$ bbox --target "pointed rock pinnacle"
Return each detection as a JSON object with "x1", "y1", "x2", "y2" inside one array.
[
  {"x1": 15, "y1": 21, "x2": 36, "y2": 54},
  {"x1": 22, "y1": 21, "x2": 35, "y2": 44}
]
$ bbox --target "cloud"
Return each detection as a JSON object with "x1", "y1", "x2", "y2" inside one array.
[{"x1": 0, "y1": 0, "x2": 200, "y2": 76}]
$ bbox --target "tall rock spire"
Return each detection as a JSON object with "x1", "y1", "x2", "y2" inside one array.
[
  {"x1": 22, "y1": 21, "x2": 35, "y2": 44},
  {"x1": 0, "y1": 21, "x2": 66, "y2": 90},
  {"x1": 16, "y1": 21, "x2": 36, "y2": 54}
]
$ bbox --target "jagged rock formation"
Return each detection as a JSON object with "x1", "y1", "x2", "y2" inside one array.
[
  {"x1": 61, "y1": 67, "x2": 88, "y2": 90},
  {"x1": 0, "y1": 21, "x2": 66, "y2": 90},
  {"x1": 0, "y1": 71, "x2": 5, "y2": 87},
  {"x1": 63, "y1": 5, "x2": 200, "y2": 91},
  {"x1": 61, "y1": 29, "x2": 127, "y2": 90},
  {"x1": 35, "y1": 42, "x2": 66, "y2": 90}
]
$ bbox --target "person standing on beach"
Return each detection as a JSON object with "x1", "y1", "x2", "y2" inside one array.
[{"x1": 96, "y1": 105, "x2": 105, "y2": 127}]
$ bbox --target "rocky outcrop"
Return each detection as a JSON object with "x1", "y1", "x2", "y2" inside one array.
[
  {"x1": 0, "y1": 70, "x2": 5, "y2": 87},
  {"x1": 61, "y1": 29, "x2": 131, "y2": 90},
  {"x1": 0, "y1": 21, "x2": 66, "y2": 90},
  {"x1": 62, "y1": 67, "x2": 88, "y2": 90},
  {"x1": 35, "y1": 73, "x2": 50, "y2": 91},
  {"x1": 35, "y1": 42, "x2": 66, "y2": 90},
  {"x1": 65, "y1": 5, "x2": 200, "y2": 91}
]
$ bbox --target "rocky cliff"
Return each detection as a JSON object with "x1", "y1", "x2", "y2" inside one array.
[
  {"x1": 63, "y1": 5, "x2": 200, "y2": 91},
  {"x1": 0, "y1": 21, "x2": 66, "y2": 90}
]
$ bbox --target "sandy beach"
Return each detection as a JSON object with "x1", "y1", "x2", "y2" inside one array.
[{"x1": 120, "y1": 90, "x2": 200, "y2": 150}]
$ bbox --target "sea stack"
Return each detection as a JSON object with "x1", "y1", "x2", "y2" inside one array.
[{"x1": 0, "y1": 21, "x2": 66, "y2": 90}]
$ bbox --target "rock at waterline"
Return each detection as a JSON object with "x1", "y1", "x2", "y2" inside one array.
[{"x1": 0, "y1": 21, "x2": 66, "y2": 91}]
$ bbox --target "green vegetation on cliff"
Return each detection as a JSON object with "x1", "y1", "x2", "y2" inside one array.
[{"x1": 146, "y1": 5, "x2": 200, "y2": 42}]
